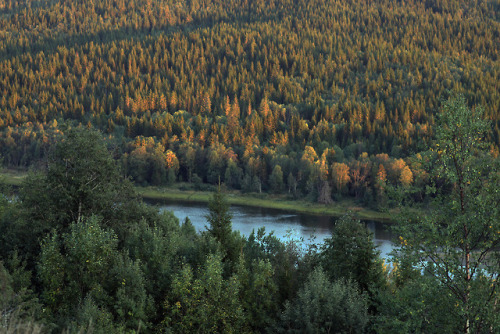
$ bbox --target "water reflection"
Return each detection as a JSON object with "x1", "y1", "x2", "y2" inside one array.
[{"x1": 152, "y1": 199, "x2": 395, "y2": 258}]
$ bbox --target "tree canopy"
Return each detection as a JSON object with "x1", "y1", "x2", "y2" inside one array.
[
  {"x1": 0, "y1": 0, "x2": 498, "y2": 206},
  {"x1": 393, "y1": 95, "x2": 500, "y2": 333}
]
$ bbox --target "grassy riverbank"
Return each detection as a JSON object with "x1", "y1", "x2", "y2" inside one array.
[
  {"x1": 0, "y1": 169, "x2": 27, "y2": 187},
  {"x1": 1, "y1": 170, "x2": 393, "y2": 222},
  {"x1": 138, "y1": 184, "x2": 394, "y2": 222}
]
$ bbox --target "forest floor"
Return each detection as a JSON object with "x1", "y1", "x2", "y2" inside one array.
[{"x1": 0, "y1": 169, "x2": 393, "y2": 222}]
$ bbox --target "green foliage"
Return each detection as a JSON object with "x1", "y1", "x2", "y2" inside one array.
[
  {"x1": 48, "y1": 128, "x2": 126, "y2": 222},
  {"x1": 224, "y1": 159, "x2": 243, "y2": 189},
  {"x1": 320, "y1": 214, "x2": 385, "y2": 293},
  {"x1": 0, "y1": 185, "x2": 23, "y2": 260},
  {"x1": 0, "y1": 254, "x2": 43, "y2": 332},
  {"x1": 69, "y1": 297, "x2": 120, "y2": 334},
  {"x1": 0, "y1": 266, "x2": 14, "y2": 303},
  {"x1": 20, "y1": 128, "x2": 137, "y2": 228},
  {"x1": 163, "y1": 253, "x2": 245, "y2": 333},
  {"x1": 39, "y1": 216, "x2": 118, "y2": 317},
  {"x1": 435, "y1": 94, "x2": 489, "y2": 183},
  {"x1": 108, "y1": 254, "x2": 151, "y2": 331},
  {"x1": 174, "y1": 217, "x2": 208, "y2": 270},
  {"x1": 39, "y1": 216, "x2": 150, "y2": 331},
  {"x1": 205, "y1": 188, "x2": 244, "y2": 274},
  {"x1": 39, "y1": 232, "x2": 66, "y2": 314},
  {"x1": 0, "y1": 178, "x2": 8, "y2": 219},
  {"x1": 13, "y1": 128, "x2": 156, "y2": 266},
  {"x1": 278, "y1": 267, "x2": 368, "y2": 334},
  {"x1": 65, "y1": 216, "x2": 119, "y2": 288},
  {"x1": 123, "y1": 213, "x2": 182, "y2": 320},
  {"x1": 14, "y1": 129, "x2": 125, "y2": 260},
  {"x1": 206, "y1": 189, "x2": 233, "y2": 246},
  {"x1": 0, "y1": 311, "x2": 44, "y2": 334},
  {"x1": 375, "y1": 275, "x2": 461, "y2": 333},
  {"x1": 235, "y1": 256, "x2": 278, "y2": 331},
  {"x1": 394, "y1": 95, "x2": 500, "y2": 332},
  {"x1": 244, "y1": 227, "x2": 305, "y2": 306},
  {"x1": 269, "y1": 165, "x2": 284, "y2": 194}
]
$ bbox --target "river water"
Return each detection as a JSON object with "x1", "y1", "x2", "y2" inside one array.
[{"x1": 154, "y1": 200, "x2": 395, "y2": 259}]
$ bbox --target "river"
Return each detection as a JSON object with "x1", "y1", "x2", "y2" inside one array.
[{"x1": 153, "y1": 199, "x2": 395, "y2": 259}]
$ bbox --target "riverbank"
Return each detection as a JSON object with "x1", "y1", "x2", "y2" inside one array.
[
  {"x1": 0, "y1": 170, "x2": 393, "y2": 222},
  {"x1": 0, "y1": 169, "x2": 27, "y2": 187},
  {"x1": 138, "y1": 185, "x2": 394, "y2": 222}
]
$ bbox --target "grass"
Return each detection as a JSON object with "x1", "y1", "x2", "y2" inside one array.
[
  {"x1": 0, "y1": 311, "x2": 43, "y2": 334},
  {"x1": 138, "y1": 185, "x2": 394, "y2": 222},
  {"x1": 0, "y1": 169, "x2": 393, "y2": 222},
  {"x1": 0, "y1": 169, "x2": 28, "y2": 187}
]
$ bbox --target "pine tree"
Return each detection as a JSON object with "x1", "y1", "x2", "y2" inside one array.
[{"x1": 205, "y1": 187, "x2": 233, "y2": 248}]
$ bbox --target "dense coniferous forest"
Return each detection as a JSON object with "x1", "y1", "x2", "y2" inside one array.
[
  {"x1": 0, "y1": 0, "x2": 499, "y2": 332},
  {"x1": 0, "y1": 0, "x2": 498, "y2": 205}
]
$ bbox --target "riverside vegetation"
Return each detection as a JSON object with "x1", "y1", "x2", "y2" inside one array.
[
  {"x1": 0, "y1": 95, "x2": 499, "y2": 333},
  {"x1": 0, "y1": 0, "x2": 499, "y2": 332}
]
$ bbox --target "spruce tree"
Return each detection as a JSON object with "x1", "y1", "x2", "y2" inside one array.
[{"x1": 206, "y1": 187, "x2": 233, "y2": 245}]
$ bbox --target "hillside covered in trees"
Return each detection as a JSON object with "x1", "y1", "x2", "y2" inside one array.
[
  {"x1": 0, "y1": 0, "x2": 498, "y2": 205},
  {"x1": 0, "y1": 0, "x2": 499, "y2": 332}
]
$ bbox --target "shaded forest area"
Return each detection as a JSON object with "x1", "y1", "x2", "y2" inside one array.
[
  {"x1": 1, "y1": 122, "x2": 498, "y2": 333},
  {"x1": 0, "y1": 0, "x2": 498, "y2": 206},
  {"x1": 0, "y1": 128, "x2": 401, "y2": 333}
]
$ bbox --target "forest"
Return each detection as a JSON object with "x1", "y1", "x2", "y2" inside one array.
[
  {"x1": 0, "y1": 0, "x2": 498, "y2": 206},
  {"x1": 0, "y1": 113, "x2": 498, "y2": 332},
  {"x1": 0, "y1": 0, "x2": 499, "y2": 332}
]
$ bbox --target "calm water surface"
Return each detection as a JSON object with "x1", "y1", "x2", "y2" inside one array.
[{"x1": 154, "y1": 200, "x2": 395, "y2": 258}]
